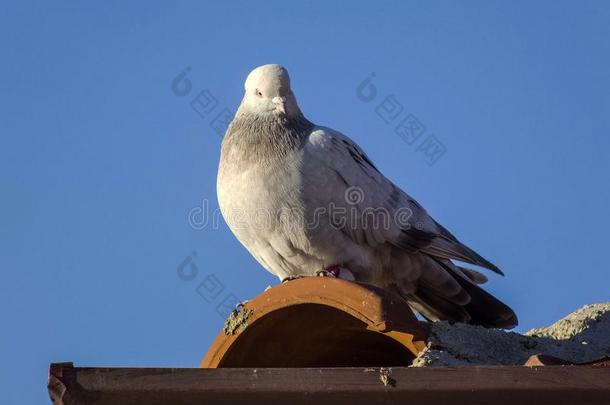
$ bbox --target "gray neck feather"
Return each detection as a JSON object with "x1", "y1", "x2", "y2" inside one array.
[{"x1": 221, "y1": 112, "x2": 314, "y2": 167}]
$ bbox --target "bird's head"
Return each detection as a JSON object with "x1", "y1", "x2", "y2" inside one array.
[{"x1": 238, "y1": 64, "x2": 301, "y2": 118}]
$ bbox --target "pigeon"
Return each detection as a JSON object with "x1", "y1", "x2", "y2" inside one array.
[{"x1": 217, "y1": 64, "x2": 517, "y2": 328}]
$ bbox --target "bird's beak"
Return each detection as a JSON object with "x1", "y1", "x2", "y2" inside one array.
[{"x1": 272, "y1": 96, "x2": 286, "y2": 114}]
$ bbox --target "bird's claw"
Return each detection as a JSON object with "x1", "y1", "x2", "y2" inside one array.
[
  {"x1": 316, "y1": 266, "x2": 341, "y2": 278},
  {"x1": 281, "y1": 275, "x2": 305, "y2": 283}
]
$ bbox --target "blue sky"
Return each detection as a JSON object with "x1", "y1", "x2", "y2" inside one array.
[{"x1": 1, "y1": 1, "x2": 609, "y2": 403}]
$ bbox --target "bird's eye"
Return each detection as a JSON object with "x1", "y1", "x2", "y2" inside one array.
[{"x1": 256, "y1": 89, "x2": 263, "y2": 97}]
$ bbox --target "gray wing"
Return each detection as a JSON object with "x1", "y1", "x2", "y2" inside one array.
[{"x1": 302, "y1": 126, "x2": 502, "y2": 275}]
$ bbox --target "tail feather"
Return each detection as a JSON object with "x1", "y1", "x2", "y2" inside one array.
[
  {"x1": 407, "y1": 290, "x2": 470, "y2": 323},
  {"x1": 451, "y1": 270, "x2": 518, "y2": 328},
  {"x1": 406, "y1": 258, "x2": 518, "y2": 329},
  {"x1": 456, "y1": 266, "x2": 488, "y2": 285}
]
